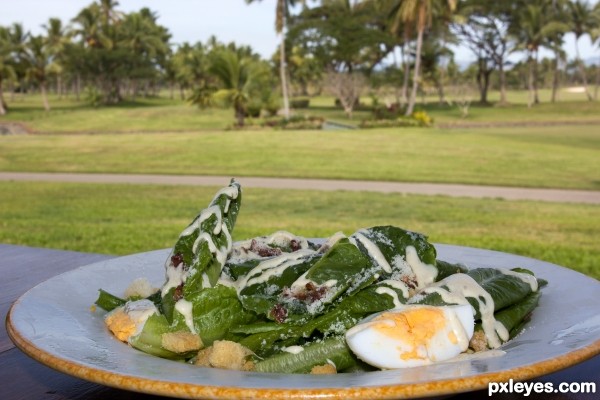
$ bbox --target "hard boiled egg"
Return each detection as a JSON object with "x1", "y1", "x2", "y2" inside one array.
[
  {"x1": 104, "y1": 299, "x2": 158, "y2": 342},
  {"x1": 345, "y1": 304, "x2": 474, "y2": 369}
]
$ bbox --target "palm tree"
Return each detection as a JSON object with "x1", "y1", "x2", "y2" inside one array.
[
  {"x1": 511, "y1": 1, "x2": 567, "y2": 107},
  {"x1": 0, "y1": 27, "x2": 17, "y2": 115},
  {"x1": 43, "y1": 18, "x2": 70, "y2": 97},
  {"x1": 246, "y1": 0, "x2": 299, "y2": 119},
  {"x1": 567, "y1": 0, "x2": 597, "y2": 101},
  {"x1": 24, "y1": 35, "x2": 53, "y2": 111},
  {"x1": 209, "y1": 49, "x2": 266, "y2": 126},
  {"x1": 390, "y1": 0, "x2": 456, "y2": 116}
]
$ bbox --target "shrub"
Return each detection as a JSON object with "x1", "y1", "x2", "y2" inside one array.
[
  {"x1": 262, "y1": 115, "x2": 324, "y2": 130},
  {"x1": 411, "y1": 110, "x2": 434, "y2": 127},
  {"x1": 290, "y1": 99, "x2": 310, "y2": 109}
]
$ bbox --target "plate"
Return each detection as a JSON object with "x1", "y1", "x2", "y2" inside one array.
[{"x1": 7, "y1": 244, "x2": 600, "y2": 399}]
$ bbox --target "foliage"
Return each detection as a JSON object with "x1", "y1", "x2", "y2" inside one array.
[{"x1": 262, "y1": 114, "x2": 324, "y2": 129}]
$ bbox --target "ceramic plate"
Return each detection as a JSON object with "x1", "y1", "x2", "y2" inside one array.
[{"x1": 7, "y1": 245, "x2": 600, "y2": 399}]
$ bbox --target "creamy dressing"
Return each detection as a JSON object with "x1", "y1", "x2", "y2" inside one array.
[
  {"x1": 411, "y1": 273, "x2": 503, "y2": 349},
  {"x1": 161, "y1": 264, "x2": 188, "y2": 297},
  {"x1": 375, "y1": 286, "x2": 404, "y2": 308},
  {"x1": 236, "y1": 249, "x2": 316, "y2": 291},
  {"x1": 282, "y1": 345, "x2": 304, "y2": 354},
  {"x1": 175, "y1": 299, "x2": 196, "y2": 334},
  {"x1": 123, "y1": 299, "x2": 159, "y2": 336},
  {"x1": 349, "y1": 232, "x2": 392, "y2": 273},
  {"x1": 405, "y1": 246, "x2": 438, "y2": 289},
  {"x1": 378, "y1": 279, "x2": 411, "y2": 300},
  {"x1": 499, "y1": 268, "x2": 539, "y2": 292}
]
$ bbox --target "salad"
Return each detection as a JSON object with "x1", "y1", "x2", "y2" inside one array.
[{"x1": 95, "y1": 180, "x2": 544, "y2": 374}]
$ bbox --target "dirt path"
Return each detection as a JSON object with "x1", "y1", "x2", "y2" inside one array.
[{"x1": 1, "y1": 172, "x2": 599, "y2": 204}]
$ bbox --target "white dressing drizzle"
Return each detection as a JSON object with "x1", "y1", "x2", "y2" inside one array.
[
  {"x1": 412, "y1": 273, "x2": 503, "y2": 349},
  {"x1": 499, "y1": 268, "x2": 538, "y2": 292},
  {"x1": 161, "y1": 264, "x2": 187, "y2": 297},
  {"x1": 175, "y1": 299, "x2": 196, "y2": 334},
  {"x1": 236, "y1": 249, "x2": 316, "y2": 292},
  {"x1": 375, "y1": 286, "x2": 404, "y2": 308},
  {"x1": 282, "y1": 345, "x2": 304, "y2": 354},
  {"x1": 378, "y1": 279, "x2": 411, "y2": 300},
  {"x1": 349, "y1": 232, "x2": 392, "y2": 273},
  {"x1": 405, "y1": 246, "x2": 438, "y2": 289}
]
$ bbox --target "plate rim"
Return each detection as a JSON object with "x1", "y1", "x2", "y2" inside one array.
[{"x1": 6, "y1": 244, "x2": 600, "y2": 399}]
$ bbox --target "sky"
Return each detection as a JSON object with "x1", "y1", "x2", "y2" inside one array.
[{"x1": 1, "y1": 0, "x2": 598, "y2": 65}]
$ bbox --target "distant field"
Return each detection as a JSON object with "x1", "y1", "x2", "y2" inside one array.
[
  {"x1": 1, "y1": 125, "x2": 599, "y2": 190},
  {"x1": 2, "y1": 89, "x2": 600, "y2": 132},
  {"x1": 0, "y1": 181, "x2": 597, "y2": 279}
]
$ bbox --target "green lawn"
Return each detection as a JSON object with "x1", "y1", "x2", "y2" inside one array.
[
  {"x1": 1, "y1": 91, "x2": 598, "y2": 281},
  {"x1": 0, "y1": 181, "x2": 597, "y2": 279},
  {"x1": 1, "y1": 125, "x2": 599, "y2": 190},
  {"x1": 2, "y1": 90, "x2": 600, "y2": 132}
]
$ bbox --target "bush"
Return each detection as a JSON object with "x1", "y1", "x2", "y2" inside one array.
[
  {"x1": 291, "y1": 99, "x2": 310, "y2": 109},
  {"x1": 411, "y1": 110, "x2": 434, "y2": 127},
  {"x1": 262, "y1": 115, "x2": 324, "y2": 130},
  {"x1": 358, "y1": 110, "x2": 434, "y2": 129}
]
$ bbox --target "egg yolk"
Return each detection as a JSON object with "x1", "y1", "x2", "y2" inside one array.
[
  {"x1": 371, "y1": 308, "x2": 447, "y2": 360},
  {"x1": 105, "y1": 309, "x2": 136, "y2": 342}
]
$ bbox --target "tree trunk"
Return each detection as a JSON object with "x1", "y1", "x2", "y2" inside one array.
[
  {"x1": 405, "y1": 26, "x2": 423, "y2": 116},
  {"x1": 279, "y1": 32, "x2": 290, "y2": 119},
  {"x1": 41, "y1": 82, "x2": 50, "y2": 112},
  {"x1": 76, "y1": 73, "x2": 81, "y2": 101},
  {"x1": 0, "y1": 79, "x2": 7, "y2": 115},
  {"x1": 235, "y1": 105, "x2": 245, "y2": 127},
  {"x1": 401, "y1": 43, "x2": 410, "y2": 107},
  {"x1": 551, "y1": 54, "x2": 560, "y2": 103},
  {"x1": 498, "y1": 62, "x2": 508, "y2": 105},
  {"x1": 533, "y1": 51, "x2": 540, "y2": 104},
  {"x1": 575, "y1": 39, "x2": 593, "y2": 101},
  {"x1": 594, "y1": 64, "x2": 599, "y2": 101},
  {"x1": 527, "y1": 56, "x2": 534, "y2": 108},
  {"x1": 169, "y1": 82, "x2": 174, "y2": 99}
]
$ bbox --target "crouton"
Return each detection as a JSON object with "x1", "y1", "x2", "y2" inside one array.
[
  {"x1": 310, "y1": 363, "x2": 337, "y2": 374},
  {"x1": 194, "y1": 340, "x2": 254, "y2": 371},
  {"x1": 124, "y1": 277, "x2": 158, "y2": 299},
  {"x1": 469, "y1": 330, "x2": 488, "y2": 352},
  {"x1": 161, "y1": 331, "x2": 203, "y2": 353}
]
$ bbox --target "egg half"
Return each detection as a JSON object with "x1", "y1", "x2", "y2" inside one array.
[{"x1": 345, "y1": 304, "x2": 474, "y2": 369}]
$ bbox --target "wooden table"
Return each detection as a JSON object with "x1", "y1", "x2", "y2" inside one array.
[{"x1": 2, "y1": 244, "x2": 598, "y2": 399}]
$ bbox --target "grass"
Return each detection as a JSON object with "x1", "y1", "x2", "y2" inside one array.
[
  {"x1": 1, "y1": 90, "x2": 598, "y2": 281},
  {"x1": 1, "y1": 95, "x2": 233, "y2": 132},
  {"x1": 0, "y1": 181, "x2": 597, "y2": 279},
  {"x1": 1, "y1": 125, "x2": 599, "y2": 190},
  {"x1": 2, "y1": 90, "x2": 600, "y2": 133}
]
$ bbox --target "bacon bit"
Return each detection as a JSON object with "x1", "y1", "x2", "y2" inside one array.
[
  {"x1": 282, "y1": 282, "x2": 328, "y2": 303},
  {"x1": 250, "y1": 239, "x2": 282, "y2": 257},
  {"x1": 401, "y1": 275, "x2": 418, "y2": 290},
  {"x1": 173, "y1": 284, "x2": 184, "y2": 301},
  {"x1": 290, "y1": 239, "x2": 302, "y2": 252},
  {"x1": 171, "y1": 253, "x2": 184, "y2": 268},
  {"x1": 270, "y1": 304, "x2": 288, "y2": 323}
]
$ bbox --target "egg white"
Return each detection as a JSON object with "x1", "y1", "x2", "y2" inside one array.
[{"x1": 345, "y1": 304, "x2": 474, "y2": 369}]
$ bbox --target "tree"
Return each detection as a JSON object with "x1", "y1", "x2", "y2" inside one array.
[
  {"x1": 452, "y1": 1, "x2": 516, "y2": 104},
  {"x1": 390, "y1": 0, "x2": 456, "y2": 116},
  {"x1": 24, "y1": 35, "x2": 53, "y2": 111},
  {"x1": 0, "y1": 26, "x2": 18, "y2": 115},
  {"x1": 246, "y1": 0, "x2": 299, "y2": 119},
  {"x1": 567, "y1": 0, "x2": 598, "y2": 101},
  {"x1": 43, "y1": 18, "x2": 70, "y2": 97},
  {"x1": 511, "y1": 0, "x2": 567, "y2": 107},
  {"x1": 209, "y1": 49, "x2": 267, "y2": 126}
]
